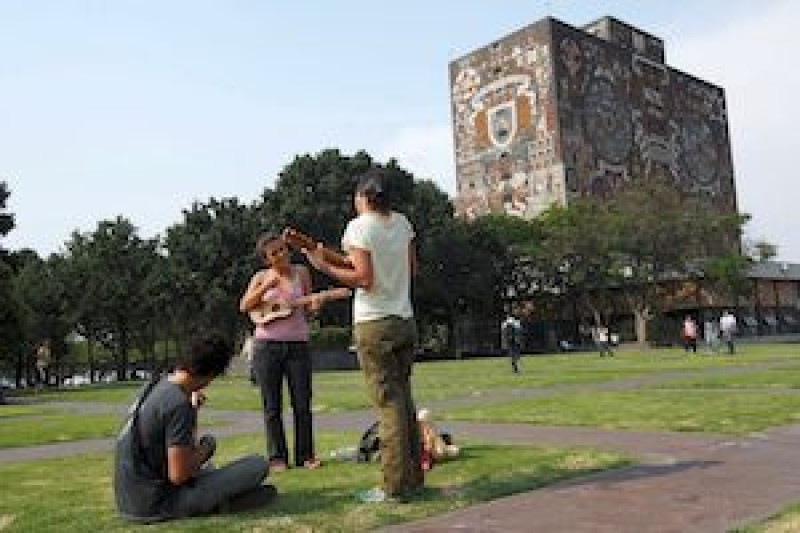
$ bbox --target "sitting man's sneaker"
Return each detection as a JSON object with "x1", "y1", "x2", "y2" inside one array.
[{"x1": 220, "y1": 484, "x2": 277, "y2": 514}]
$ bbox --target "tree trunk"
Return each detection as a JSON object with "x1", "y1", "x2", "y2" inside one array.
[
  {"x1": 633, "y1": 308, "x2": 649, "y2": 346},
  {"x1": 14, "y1": 350, "x2": 26, "y2": 388},
  {"x1": 88, "y1": 339, "x2": 95, "y2": 384}
]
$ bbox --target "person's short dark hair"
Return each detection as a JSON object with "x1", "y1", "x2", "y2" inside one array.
[
  {"x1": 175, "y1": 332, "x2": 234, "y2": 378},
  {"x1": 355, "y1": 168, "x2": 391, "y2": 212}
]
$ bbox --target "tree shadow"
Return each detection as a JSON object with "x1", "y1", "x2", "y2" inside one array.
[{"x1": 559, "y1": 459, "x2": 722, "y2": 488}]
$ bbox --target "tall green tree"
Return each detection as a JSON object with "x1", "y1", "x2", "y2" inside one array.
[
  {"x1": 13, "y1": 252, "x2": 74, "y2": 384},
  {"x1": 164, "y1": 197, "x2": 264, "y2": 343},
  {"x1": 63, "y1": 217, "x2": 159, "y2": 380},
  {"x1": 263, "y1": 149, "x2": 424, "y2": 327},
  {"x1": 0, "y1": 182, "x2": 24, "y2": 386},
  {"x1": 540, "y1": 180, "x2": 750, "y2": 344}
]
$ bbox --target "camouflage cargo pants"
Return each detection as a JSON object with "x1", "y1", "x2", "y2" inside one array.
[{"x1": 354, "y1": 316, "x2": 423, "y2": 496}]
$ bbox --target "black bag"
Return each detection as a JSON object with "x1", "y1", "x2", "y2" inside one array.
[{"x1": 357, "y1": 421, "x2": 381, "y2": 462}]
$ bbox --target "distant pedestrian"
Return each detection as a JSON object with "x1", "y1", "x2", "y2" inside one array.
[
  {"x1": 35, "y1": 340, "x2": 51, "y2": 389},
  {"x1": 703, "y1": 320, "x2": 720, "y2": 354},
  {"x1": 681, "y1": 316, "x2": 698, "y2": 353},
  {"x1": 501, "y1": 314, "x2": 523, "y2": 373},
  {"x1": 719, "y1": 311, "x2": 737, "y2": 355},
  {"x1": 592, "y1": 325, "x2": 614, "y2": 357}
]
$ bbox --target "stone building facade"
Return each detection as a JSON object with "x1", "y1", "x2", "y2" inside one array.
[{"x1": 450, "y1": 16, "x2": 737, "y2": 219}]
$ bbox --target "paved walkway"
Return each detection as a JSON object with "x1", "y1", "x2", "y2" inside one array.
[{"x1": 4, "y1": 359, "x2": 800, "y2": 531}]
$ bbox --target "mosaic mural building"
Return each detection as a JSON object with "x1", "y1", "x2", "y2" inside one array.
[{"x1": 450, "y1": 16, "x2": 737, "y2": 219}]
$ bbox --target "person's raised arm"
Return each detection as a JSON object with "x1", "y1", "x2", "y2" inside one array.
[
  {"x1": 304, "y1": 244, "x2": 373, "y2": 290},
  {"x1": 239, "y1": 271, "x2": 276, "y2": 313}
]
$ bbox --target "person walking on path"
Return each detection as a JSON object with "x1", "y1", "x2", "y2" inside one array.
[
  {"x1": 704, "y1": 319, "x2": 720, "y2": 354},
  {"x1": 501, "y1": 314, "x2": 523, "y2": 372},
  {"x1": 34, "y1": 340, "x2": 51, "y2": 389},
  {"x1": 681, "y1": 316, "x2": 698, "y2": 353},
  {"x1": 720, "y1": 310, "x2": 738, "y2": 355},
  {"x1": 239, "y1": 232, "x2": 323, "y2": 471},
  {"x1": 592, "y1": 325, "x2": 614, "y2": 357},
  {"x1": 113, "y1": 332, "x2": 274, "y2": 523},
  {"x1": 303, "y1": 168, "x2": 423, "y2": 503}
]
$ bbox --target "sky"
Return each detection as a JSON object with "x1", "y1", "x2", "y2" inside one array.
[{"x1": 1, "y1": 0, "x2": 798, "y2": 261}]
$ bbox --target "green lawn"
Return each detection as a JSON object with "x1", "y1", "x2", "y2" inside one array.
[
  {"x1": 0, "y1": 432, "x2": 630, "y2": 533},
  {"x1": 731, "y1": 502, "x2": 800, "y2": 532},
  {"x1": 441, "y1": 389, "x2": 800, "y2": 434},
  {"x1": 0, "y1": 412, "x2": 123, "y2": 449},
  {"x1": 3, "y1": 343, "x2": 800, "y2": 530},
  {"x1": 657, "y1": 367, "x2": 800, "y2": 390},
  {"x1": 18, "y1": 345, "x2": 800, "y2": 412},
  {"x1": 29, "y1": 382, "x2": 144, "y2": 405},
  {"x1": 0, "y1": 405, "x2": 61, "y2": 419},
  {"x1": 0, "y1": 405, "x2": 222, "y2": 449}
]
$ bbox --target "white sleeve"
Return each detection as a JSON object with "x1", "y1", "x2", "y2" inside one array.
[{"x1": 343, "y1": 218, "x2": 370, "y2": 251}]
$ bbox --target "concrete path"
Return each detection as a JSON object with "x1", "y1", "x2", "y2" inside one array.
[
  {"x1": 384, "y1": 423, "x2": 800, "y2": 532},
  {"x1": 4, "y1": 359, "x2": 800, "y2": 531}
]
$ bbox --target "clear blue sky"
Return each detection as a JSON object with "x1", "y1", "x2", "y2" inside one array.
[{"x1": 2, "y1": 1, "x2": 798, "y2": 260}]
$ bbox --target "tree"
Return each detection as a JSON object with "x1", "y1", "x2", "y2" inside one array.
[
  {"x1": 263, "y1": 150, "x2": 421, "y2": 327},
  {"x1": 414, "y1": 216, "x2": 512, "y2": 353},
  {"x1": 63, "y1": 217, "x2": 160, "y2": 380},
  {"x1": 550, "y1": 180, "x2": 749, "y2": 344},
  {"x1": 13, "y1": 252, "x2": 74, "y2": 385},
  {"x1": 535, "y1": 200, "x2": 619, "y2": 330},
  {"x1": 706, "y1": 231, "x2": 777, "y2": 311},
  {"x1": 164, "y1": 197, "x2": 264, "y2": 343},
  {"x1": 0, "y1": 182, "x2": 25, "y2": 386}
]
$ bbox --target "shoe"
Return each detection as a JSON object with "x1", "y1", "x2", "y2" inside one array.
[
  {"x1": 220, "y1": 484, "x2": 277, "y2": 514},
  {"x1": 268, "y1": 459, "x2": 288, "y2": 472},
  {"x1": 302, "y1": 457, "x2": 322, "y2": 469}
]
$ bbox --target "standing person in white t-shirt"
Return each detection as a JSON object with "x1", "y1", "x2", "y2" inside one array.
[
  {"x1": 719, "y1": 310, "x2": 737, "y2": 355},
  {"x1": 302, "y1": 168, "x2": 422, "y2": 503}
]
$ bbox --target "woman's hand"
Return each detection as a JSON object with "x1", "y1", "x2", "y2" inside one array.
[
  {"x1": 302, "y1": 243, "x2": 329, "y2": 273},
  {"x1": 307, "y1": 294, "x2": 322, "y2": 313}
]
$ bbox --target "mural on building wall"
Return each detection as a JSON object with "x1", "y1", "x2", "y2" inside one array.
[
  {"x1": 552, "y1": 20, "x2": 737, "y2": 211},
  {"x1": 451, "y1": 17, "x2": 738, "y2": 219},
  {"x1": 450, "y1": 22, "x2": 564, "y2": 219}
]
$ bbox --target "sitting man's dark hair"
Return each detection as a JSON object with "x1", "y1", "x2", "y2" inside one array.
[{"x1": 175, "y1": 332, "x2": 234, "y2": 378}]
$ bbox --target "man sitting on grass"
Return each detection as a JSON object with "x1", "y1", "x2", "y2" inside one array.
[{"x1": 114, "y1": 332, "x2": 275, "y2": 523}]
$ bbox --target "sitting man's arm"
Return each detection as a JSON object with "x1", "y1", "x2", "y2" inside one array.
[
  {"x1": 164, "y1": 401, "x2": 213, "y2": 486},
  {"x1": 167, "y1": 441, "x2": 214, "y2": 485}
]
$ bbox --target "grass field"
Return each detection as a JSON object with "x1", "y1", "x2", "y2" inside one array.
[
  {"x1": 21, "y1": 344, "x2": 800, "y2": 412},
  {"x1": 3, "y1": 343, "x2": 800, "y2": 531},
  {"x1": 442, "y1": 388, "x2": 800, "y2": 434},
  {"x1": 733, "y1": 502, "x2": 800, "y2": 533},
  {"x1": 0, "y1": 432, "x2": 629, "y2": 533}
]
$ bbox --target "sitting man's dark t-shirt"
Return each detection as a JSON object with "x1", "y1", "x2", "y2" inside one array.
[{"x1": 114, "y1": 378, "x2": 196, "y2": 522}]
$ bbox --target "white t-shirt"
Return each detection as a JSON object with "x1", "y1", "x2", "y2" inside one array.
[
  {"x1": 342, "y1": 211, "x2": 415, "y2": 324},
  {"x1": 720, "y1": 314, "x2": 737, "y2": 333}
]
